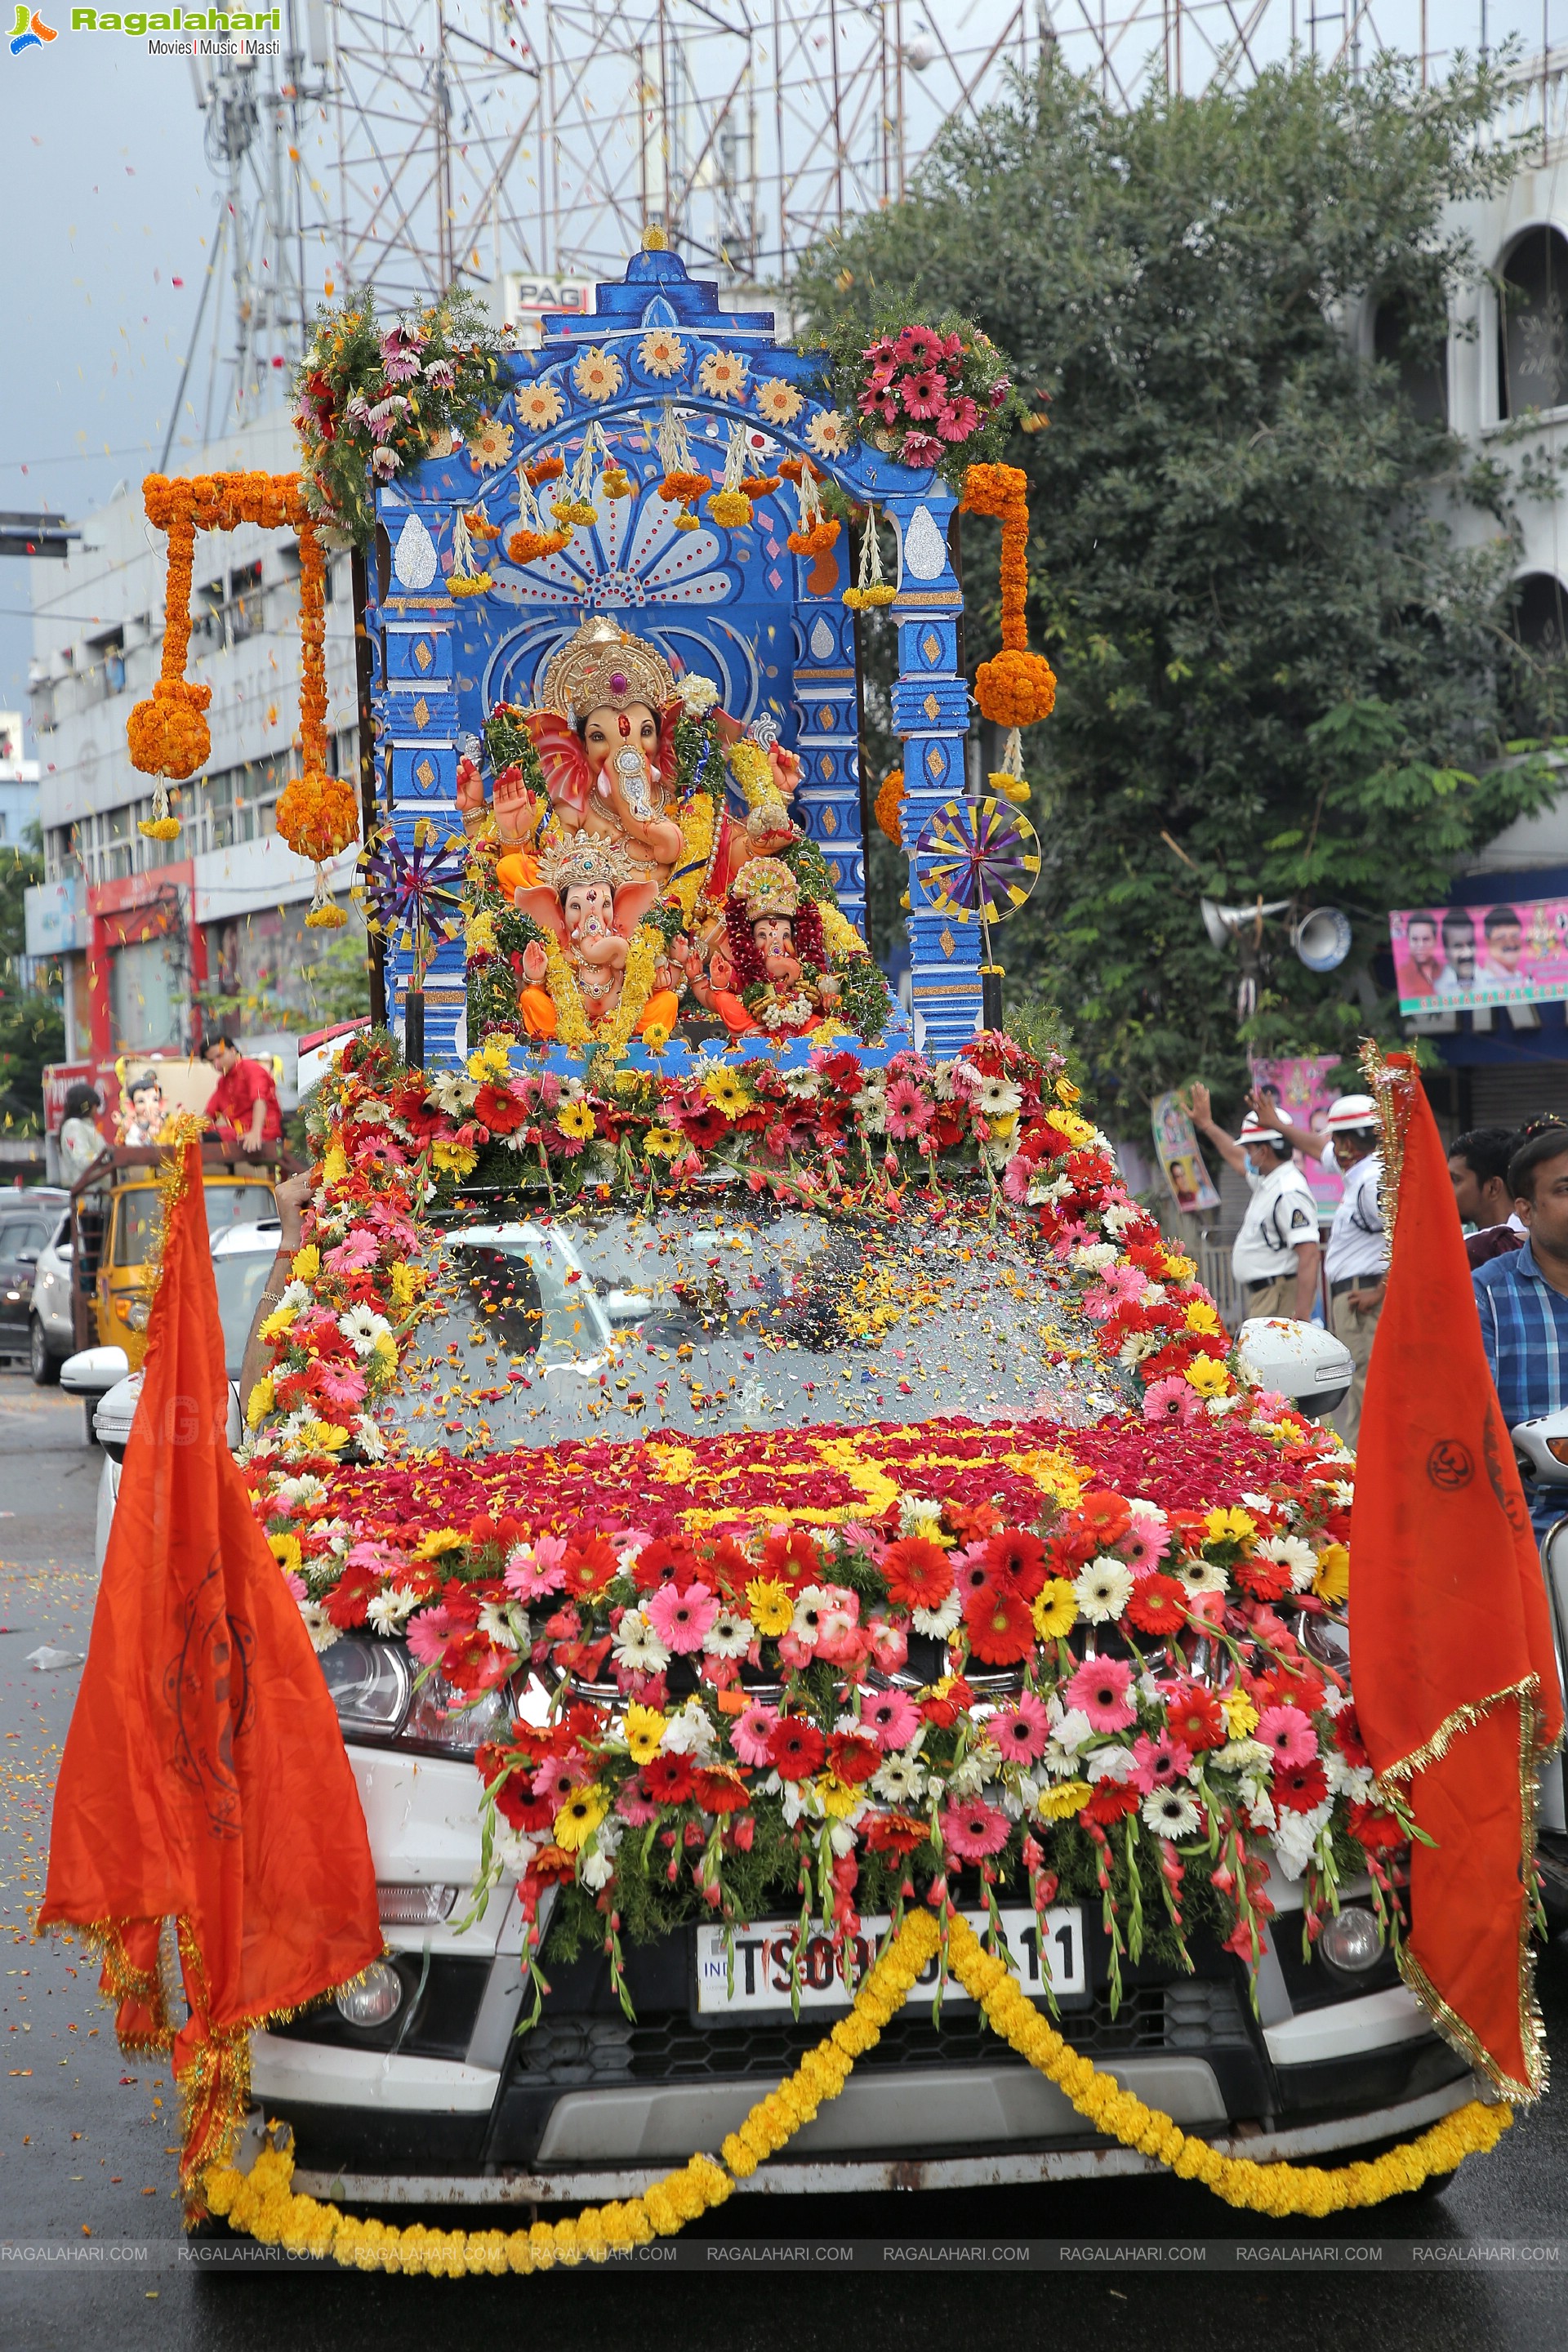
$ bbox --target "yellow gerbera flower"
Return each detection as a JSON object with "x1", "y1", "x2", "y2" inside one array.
[
  {"x1": 1204, "y1": 1505, "x2": 1256, "y2": 1549},
  {"x1": 552, "y1": 1788, "x2": 609, "y2": 1852},
  {"x1": 622, "y1": 1705, "x2": 667, "y2": 1766},
  {"x1": 1313, "y1": 1543, "x2": 1350, "y2": 1604},
  {"x1": 557, "y1": 1101, "x2": 596, "y2": 1140},
  {"x1": 291, "y1": 1244, "x2": 321, "y2": 1284},
  {"x1": 268, "y1": 1531, "x2": 303, "y2": 1575},
  {"x1": 702, "y1": 1069, "x2": 751, "y2": 1118},
  {"x1": 1031, "y1": 1577, "x2": 1078, "y2": 1640},
  {"x1": 1184, "y1": 1357, "x2": 1230, "y2": 1398},
  {"x1": 1161, "y1": 1250, "x2": 1197, "y2": 1281},
  {"x1": 299, "y1": 1419, "x2": 350, "y2": 1453},
  {"x1": 415, "y1": 1528, "x2": 468, "y2": 1559},
  {"x1": 745, "y1": 1576, "x2": 794, "y2": 1636},
  {"x1": 260, "y1": 1306, "x2": 296, "y2": 1344},
  {"x1": 643, "y1": 1125, "x2": 682, "y2": 1160},
  {"x1": 245, "y1": 1375, "x2": 274, "y2": 1428},
  {"x1": 1185, "y1": 1300, "x2": 1223, "y2": 1337},
  {"x1": 389, "y1": 1261, "x2": 421, "y2": 1309},
  {"x1": 816, "y1": 1774, "x2": 861, "y2": 1820},
  {"x1": 321, "y1": 1145, "x2": 349, "y2": 1190},
  {"x1": 1036, "y1": 1780, "x2": 1093, "y2": 1820},
  {"x1": 1223, "y1": 1686, "x2": 1260, "y2": 1739},
  {"x1": 431, "y1": 1138, "x2": 479, "y2": 1178}
]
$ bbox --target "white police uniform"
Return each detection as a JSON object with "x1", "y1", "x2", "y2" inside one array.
[
  {"x1": 1232, "y1": 1158, "x2": 1319, "y2": 1307},
  {"x1": 1322, "y1": 1132, "x2": 1385, "y2": 1442}
]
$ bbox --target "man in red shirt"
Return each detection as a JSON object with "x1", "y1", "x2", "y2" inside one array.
[{"x1": 203, "y1": 1033, "x2": 283, "y2": 1166}]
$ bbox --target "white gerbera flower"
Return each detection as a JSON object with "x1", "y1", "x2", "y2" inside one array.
[
  {"x1": 273, "y1": 1473, "x2": 327, "y2": 1514},
  {"x1": 977, "y1": 1076, "x2": 1022, "y2": 1117},
  {"x1": 1073, "y1": 1241, "x2": 1119, "y2": 1274},
  {"x1": 1259, "y1": 1534, "x2": 1318, "y2": 1592},
  {"x1": 612, "y1": 1610, "x2": 670, "y2": 1675},
  {"x1": 477, "y1": 1599, "x2": 523, "y2": 1651},
  {"x1": 1085, "y1": 1744, "x2": 1138, "y2": 1784},
  {"x1": 702, "y1": 1609, "x2": 754, "y2": 1659},
  {"x1": 1073, "y1": 1556, "x2": 1134, "y2": 1623},
  {"x1": 1174, "y1": 1556, "x2": 1228, "y2": 1597},
  {"x1": 355, "y1": 1414, "x2": 388, "y2": 1461},
  {"x1": 1143, "y1": 1788, "x2": 1202, "y2": 1839},
  {"x1": 339, "y1": 1304, "x2": 393, "y2": 1356},
  {"x1": 871, "y1": 1753, "x2": 926, "y2": 1803},
  {"x1": 661, "y1": 1700, "x2": 717, "y2": 1759},
  {"x1": 425, "y1": 1071, "x2": 476, "y2": 1117},
  {"x1": 781, "y1": 1068, "x2": 823, "y2": 1100},
  {"x1": 366, "y1": 1586, "x2": 419, "y2": 1637},
  {"x1": 911, "y1": 1592, "x2": 963, "y2": 1640},
  {"x1": 299, "y1": 1599, "x2": 340, "y2": 1652}
]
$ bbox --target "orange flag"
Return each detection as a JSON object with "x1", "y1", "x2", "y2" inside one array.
[
  {"x1": 41, "y1": 1134, "x2": 381, "y2": 2189},
  {"x1": 1351, "y1": 1054, "x2": 1562, "y2": 2100}
]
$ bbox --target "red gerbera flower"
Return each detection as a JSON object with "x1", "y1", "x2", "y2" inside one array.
[
  {"x1": 880, "y1": 1536, "x2": 954, "y2": 1611},
  {"x1": 1125, "y1": 1573, "x2": 1187, "y2": 1639},
  {"x1": 474, "y1": 1083, "x2": 528, "y2": 1136},
  {"x1": 768, "y1": 1717, "x2": 827, "y2": 1781},
  {"x1": 964, "y1": 1585, "x2": 1034, "y2": 1666},
  {"x1": 1347, "y1": 1800, "x2": 1404, "y2": 1851},
  {"x1": 643, "y1": 1752, "x2": 696, "y2": 1806},
  {"x1": 1334, "y1": 1706, "x2": 1370, "y2": 1769},
  {"x1": 760, "y1": 1526, "x2": 824, "y2": 1588},
  {"x1": 562, "y1": 1535, "x2": 618, "y2": 1597},
  {"x1": 1165, "y1": 1683, "x2": 1227, "y2": 1753},
  {"x1": 1078, "y1": 1490, "x2": 1134, "y2": 1550},
  {"x1": 826, "y1": 1731, "x2": 881, "y2": 1785},
  {"x1": 983, "y1": 1529, "x2": 1048, "y2": 1600},
  {"x1": 864, "y1": 1811, "x2": 928, "y2": 1856},
  {"x1": 1081, "y1": 1781, "x2": 1141, "y2": 1824},
  {"x1": 1272, "y1": 1759, "x2": 1330, "y2": 1815},
  {"x1": 692, "y1": 1766, "x2": 750, "y2": 1815},
  {"x1": 1234, "y1": 1555, "x2": 1293, "y2": 1605},
  {"x1": 630, "y1": 1537, "x2": 700, "y2": 1595}
]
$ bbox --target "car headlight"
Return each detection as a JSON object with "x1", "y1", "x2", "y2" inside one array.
[
  {"x1": 318, "y1": 1637, "x2": 412, "y2": 1735},
  {"x1": 335, "y1": 1960, "x2": 403, "y2": 2028},
  {"x1": 403, "y1": 1673, "x2": 512, "y2": 1753},
  {"x1": 1318, "y1": 1904, "x2": 1385, "y2": 1975}
]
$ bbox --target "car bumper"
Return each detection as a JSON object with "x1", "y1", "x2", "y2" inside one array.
[{"x1": 250, "y1": 1744, "x2": 1475, "y2": 2206}]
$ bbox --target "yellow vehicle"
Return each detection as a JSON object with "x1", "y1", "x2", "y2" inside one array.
[{"x1": 69, "y1": 1147, "x2": 278, "y2": 1370}]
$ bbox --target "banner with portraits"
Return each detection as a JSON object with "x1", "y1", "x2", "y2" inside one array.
[{"x1": 1392, "y1": 898, "x2": 1568, "y2": 1014}]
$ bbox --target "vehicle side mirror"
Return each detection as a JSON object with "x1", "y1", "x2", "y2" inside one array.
[
  {"x1": 57, "y1": 1244, "x2": 73, "y2": 1262},
  {"x1": 16, "y1": 1250, "x2": 38, "y2": 1267}
]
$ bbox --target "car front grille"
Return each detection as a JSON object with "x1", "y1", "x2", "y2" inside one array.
[{"x1": 513, "y1": 1977, "x2": 1250, "y2": 2088}]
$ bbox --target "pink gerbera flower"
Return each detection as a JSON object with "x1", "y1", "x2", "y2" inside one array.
[
  {"x1": 898, "y1": 368, "x2": 946, "y2": 418},
  {"x1": 1255, "y1": 1704, "x2": 1317, "y2": 1771},
  {"x1": 1120, "y1": 1518, "x2": 1169, "y2": 1576},
  {"x1": 938, "y1": 1799, "x2": 1011, "y2": 1861},
  {"x1": 505, "y1": 1535, "x2": 567, "y2": 1602},
  {"x1": 936, "y1": 394, "x2": 980, "y2": 442},
  {"x1": 532, "y1": 1754, "x2": 590, "y2": 1805},
  {"x1": 1143, "y1": 1374, "x2": 1201, "y2": 1428},
  {"x1": 860, "y1": 1689, "x2": 920, "y2": 1751},
  {"x1": 884, "y1": 1077, "x2": 933, "y2": 1140},
  {"x1": 1130, "y1": 1731, "x2": 1193, "y2": 1793},
  {"x1": 645, "y1": 1579, "x2": 719, "y2": 1655},
  {"x1": 314, "y1": 1364, "x2": 367, "y2": 1411},
  {"x1": 893, "y1": 323, "x2": 944, "y2": 368},
  {"x1": 730, "y1": 1703, "x2": 779, "y2": 1766},
  {"x1": 1064, "y1": 1654, "x2": 1137, "y2": 1733},
  {"x1": 899, "y1": 431, "x2": 943, "y2": 469},
  {"x1": 991, "y1": 1690, "x2": 1050, "y2": 1763},
  {"x1": 406, "y1": 1606, "x2": 452, "y2": 1666}
]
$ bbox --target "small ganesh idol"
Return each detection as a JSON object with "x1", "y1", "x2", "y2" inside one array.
[
  {"x1": 511, "y1": 835, "x2": 683, "y2": 1042},
  {"x1": 455, "y1": 614, "x2": 804, "y2": 909},
  {"x1": 682, "y1": 857, "x2": 843, "y2": 1038}
]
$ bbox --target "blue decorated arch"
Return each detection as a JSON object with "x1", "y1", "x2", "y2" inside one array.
[{"x1": 368, "y1": 243, "x2": 982, "y2": 1067}]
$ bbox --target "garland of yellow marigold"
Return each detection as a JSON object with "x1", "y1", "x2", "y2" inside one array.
[
  {"x1": 198, "y1": 1909, "x2": 1510, "y2": 2269},
  {"x1": 959, "y1": 462, "x2": 1057, "y2": 736},
  {"x1": 128, "y1": 472, "x2": 359, "y2": 896}
]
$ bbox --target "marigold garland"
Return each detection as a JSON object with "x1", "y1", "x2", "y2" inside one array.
[
  {"x1": 875, "y1": 767, "x2": 906, "y2": 849},
  {"x1": 196, "y1": 1906, "x2": 1510, "y2": 2265},
  {"x1": 960, "y1": 463, "x2": 1057, "y2": 736}
]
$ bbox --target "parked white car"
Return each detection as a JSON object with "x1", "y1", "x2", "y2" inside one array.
[{"x1": 30, "y1": 1209, "x2": 76, "y2": 1384}]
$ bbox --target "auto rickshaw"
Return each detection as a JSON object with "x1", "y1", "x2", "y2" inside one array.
[{"x1": 69, "y1": 1145, "x2": 280, "y2": 1372}]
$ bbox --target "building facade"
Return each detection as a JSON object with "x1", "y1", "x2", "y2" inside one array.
[{"x1": 24, "y1": 409, "x2": 363, "y2": 1093}]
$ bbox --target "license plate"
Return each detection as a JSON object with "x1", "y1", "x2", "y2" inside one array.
[{"x1": 693, "y1": 1906, "x2": 1086, "y2": 2016}]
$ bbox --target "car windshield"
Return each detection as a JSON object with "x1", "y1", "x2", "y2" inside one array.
[
  {"x1": 114, "y1": 1183, "x2": 276, "y2": 1267},
  {"x1": 212, "y1": 1250, "x2": 275, "y2": 1378},
  {"x1": 378, "y1": 1197, "x2": 1129, "y2": 1452}
]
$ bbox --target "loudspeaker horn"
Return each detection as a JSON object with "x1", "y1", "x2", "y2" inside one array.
[
  {"x1": 1200, "y1": 897, "x2": 1290, "y2": 951},
  {"x1": 1293, "y1": 906, "x2": 1352, "y2": 973}
]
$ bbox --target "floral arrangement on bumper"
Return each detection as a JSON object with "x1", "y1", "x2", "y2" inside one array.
[
  {"x1": 292, "y1": 287, "x2": 507, "y2": 546},
  {"x1": 814, "y1": 310, "x2": 1018, "y2": 484},
  {"x1": 242, "y1": 1029, "x2": 1392, "y2": 2030}
]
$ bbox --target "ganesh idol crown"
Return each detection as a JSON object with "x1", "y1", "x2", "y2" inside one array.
[{"x1": 459, "y1": 615, "x2": 892, "y2": 1056}]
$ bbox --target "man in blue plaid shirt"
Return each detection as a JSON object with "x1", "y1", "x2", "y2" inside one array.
[{"x1": 1473, "y1": 1124, "x2": 1568, "y2": 1540}]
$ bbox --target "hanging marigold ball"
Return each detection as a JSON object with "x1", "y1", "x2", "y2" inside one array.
[
  {"x1": 973, "y1": 648, "x2": 1057, "y2": 732},
  {"x1": 875, "y1": 767, "x2": 905, "y2": 849},
  {"x1": 707, "y1": 489, "x2": 754, "y2": 528},
  {"x1": 277, "y1": 771, "x2": 359, "y2": 865},
  {"x1": 127, "y1": 679, "x2": 212, "y2": 780}
]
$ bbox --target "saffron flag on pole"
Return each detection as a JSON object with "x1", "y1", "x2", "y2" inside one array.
[
  {"x1": 1350, "y1": 1053, "x2": 1562, "y2": 2100},
  {"x1": 41, "y1": 1133, "x2": 381, "y2": 2190}
]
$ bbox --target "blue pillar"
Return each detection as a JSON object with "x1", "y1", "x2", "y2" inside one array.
[
  {"x1": 884, "y1": 489, "x2": 982, "y2": 1058},
  {"x1": 377, "y1": 514, "x2": 466, "y2": 1067},
  {"x1": 790, "y1": 555, "x2": 866, "y2": 936}
]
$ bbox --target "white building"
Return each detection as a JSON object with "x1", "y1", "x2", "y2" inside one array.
[
  {"x1": 24, "y1": 408, "x2": 363, "y2": 1088},
  {"x1": 0, "y1": 712, "x2": 41, "y2": 847}
]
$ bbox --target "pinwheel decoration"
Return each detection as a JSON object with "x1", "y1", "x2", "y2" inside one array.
[
  {"x1": 912, "y1": 795, "x2": 1041, "y2": 1031},
  {"x1": 356, "y1": 818, "x2": 468, "y2": 1066}
]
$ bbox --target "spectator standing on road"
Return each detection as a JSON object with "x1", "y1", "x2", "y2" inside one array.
[
  {"x1": 1448, "y1": 1125, "x2": 1526, "y2": 1269},
  {"x1": 1250, "y1": 1088, "x2": 1385, "y2": 1441},
  {"x1": 1188, "y1": 1083, "x2": 1321, "y2": 1320},
  {"x1": 203, "y1": 1033, "x2": 283, "y2": 1174},
  {"x1": 1473, "y1": 1125, "x2": 1568, "y2": 1542},
  {"x1": 58, "y1": 1085, "x2": 106, "y2": 1184}
]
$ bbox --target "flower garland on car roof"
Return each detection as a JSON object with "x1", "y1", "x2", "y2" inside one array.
[{"x1": 241, "y1": 1031, "x2": 1386, "y2": 2038}]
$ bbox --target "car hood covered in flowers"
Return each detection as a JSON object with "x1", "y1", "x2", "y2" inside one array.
[{"x1": 245, "y1": 1029, "x2": 1384, "y2": 2021}]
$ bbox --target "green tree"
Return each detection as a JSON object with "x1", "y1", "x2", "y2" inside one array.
[
  {"x1": 0, "y1": 834, "x2": 64, "y2": 1134},
  {"x1": 796, "y1": 53, "x2": 1566, "y2": 1113}
]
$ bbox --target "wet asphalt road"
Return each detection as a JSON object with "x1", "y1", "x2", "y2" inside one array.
[{"x1": 2, "y1": 1374, "x2": 1566, "y2": 2350}]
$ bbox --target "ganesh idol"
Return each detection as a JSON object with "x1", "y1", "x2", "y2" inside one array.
[{"x1": 455, "y1": 614, "x2": 803, "y2": 908}]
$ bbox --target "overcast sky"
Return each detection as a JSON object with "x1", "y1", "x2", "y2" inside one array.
[{"x1": 1, "y1": 46, "x2": 228, "y2": 725}]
